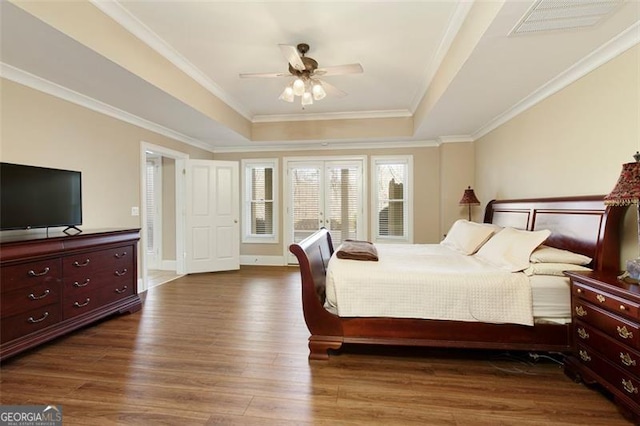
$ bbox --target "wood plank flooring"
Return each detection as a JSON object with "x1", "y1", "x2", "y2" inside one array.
[{"x1": 0, "y1": 266, "x2": 633, "y2": 425}]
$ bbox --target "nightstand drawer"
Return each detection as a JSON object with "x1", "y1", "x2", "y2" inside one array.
[
  {"x1": 576, "y1": 343, "x2": 640, "y2": 404},
  {"x1": 575, "y1": 319, "x2": 640, "y2": 377},
  {"x1": 574, "y1": 282, "x2": 639, "y2": 321},
  {"x1": 573, "y1": 301, "x2": 640, "y2": 350}
]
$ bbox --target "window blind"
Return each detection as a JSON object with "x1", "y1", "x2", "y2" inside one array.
[{"x1": 376, "y1": 163, "x2": 405, "y2": 237}]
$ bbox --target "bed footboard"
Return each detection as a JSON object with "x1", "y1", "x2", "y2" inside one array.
[{"x1": 289, "y1": 229, "x2": 344, "y2": 359}]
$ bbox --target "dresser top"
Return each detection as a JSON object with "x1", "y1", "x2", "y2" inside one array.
[{"x1": 0, "y1": 228, "x2": 140, "y2": 245}]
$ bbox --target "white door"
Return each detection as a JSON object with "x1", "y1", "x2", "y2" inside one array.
[
  {"x1": 185, "y1": 160, "x2": 239, "y2": 273},
  {"x1": 286, "y1": 159, "x2": 364, "y2": 263}
]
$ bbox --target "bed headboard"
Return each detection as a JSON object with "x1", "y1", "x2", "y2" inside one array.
[{"x1": 483, "y1": 195, "x2": 627, "y2": 273}]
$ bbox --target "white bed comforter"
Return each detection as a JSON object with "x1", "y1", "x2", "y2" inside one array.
[{"x1": 325, "y1": 243, "x2": 533, "y2": 326}]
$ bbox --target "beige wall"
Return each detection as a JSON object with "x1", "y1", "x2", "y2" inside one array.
[
  {"x1": 475, "y1": 44, "x2": 640, "y2": 267},
  {"x1": 215, "y1": 145, "x2": 448, "y2": 257},
  {"x1": 1, "y1": 78, "x2": 214, "y2": 233},
  {"x1": 439, "y1": 142, "x2": 476, "y2": 237}
]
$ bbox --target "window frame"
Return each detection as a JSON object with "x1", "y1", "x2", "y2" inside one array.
[
  {"x1": 241, "y1": 158, "x2": 279, "y2": 244},
  {"x1": 370, "y1": 155, "x2": 413, "y2": 243}
]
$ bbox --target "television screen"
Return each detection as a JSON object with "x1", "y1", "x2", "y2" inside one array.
[{"x1": 0, "y1": 162, "x2": 82, "y2": 231}]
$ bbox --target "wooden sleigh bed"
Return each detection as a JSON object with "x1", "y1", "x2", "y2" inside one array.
[{"x1": 289, "y1": 195, "x2": 627, "y2": 360}]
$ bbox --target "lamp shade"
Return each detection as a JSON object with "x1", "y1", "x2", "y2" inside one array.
[
  {"x1": 292, "y1": 78, "x2": 305, "y2": 96},
  {"x1": 604, "y1": 153, "x2": 640, "y2": 206},
  {"x1": 459, "y1": 186, "x2": 480, "y2": 206}
]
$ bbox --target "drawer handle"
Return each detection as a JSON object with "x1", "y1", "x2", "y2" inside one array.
[
  {"x1": 114, "y1": 251, "x2": 127, "y2": 259},
  {"x1": 114, "y1": 269, "x2": 128, "y2": 277},
  {"x1": 114, "y1": 285, "x2": 128, "y2": 294},
  {"x1": 622, "y1": 378, "x2": 638, "y2": 394},
  {"x1": 577, "y1": 328, "x2": 589, "y2": 340},
  {"x1": 579, "y1": 350, "x2": 591, "y2": 362},
  {"x1": 620, "y1": 304, "x2": 627, "y2": 311},
  {"x1": 618, "y1": 326, "x2": 634, "y2": 339},
  {"x1": 74, "y1": 298, "x2": 91, "y2": 308},
  {"x1": 27, "y1": 267, "x2": 50, "y2": 277},
  {"x1": 27, "y1": 312, "x2": 49, "y2": 323},
  {"x1": 28, "y1": 289, "x2": 50, "y2": 300},
  {"x1": 575, "y1": 306, "x2": 587, "y2": 317},
  {"x1": 73, "y1": 279, "x2": 91, "y2": 288},
  {"x1": 596, "y1": 294, "x2": 606, "y2": 303},
  {"x1": 620, "y1": 352, "x2": 637, "y2": 367},
  {"x1": 576, "y1": 288, "x2": 583, "y2": 294},
  {"x1": 73, "y1": 259, "x2": 90, "y2": 267}
]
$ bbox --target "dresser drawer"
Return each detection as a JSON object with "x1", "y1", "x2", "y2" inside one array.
[
  {"x1": 1, "y1": 259, "x2": 61, "y2": 293},
  {"x1": 574, "y1": 282, "x2": 639, "y2": 321},
  {"x1": 63, "y1": 246, "x2": 133, "y2": 280},
  {"x1": 63, "y1": 292, "x2": 100, "y2": 319},
  {"x1": 63, "y1": 267, "x2": 132, "y2": 296},
  {"x1": 1, "y1": 282, "x2": 61, "y2": 318},
  {"x1": 100, "y1": 281, "x2": 134, "y2": 306},
  {"x1": 575, "y1": 319, "x2": 640, "y2": 377},
  {"x1": 576, "y1": 343, "x2": 640, "y2": 404},
  {"x1": 573, "y1": 301, "x2": 640, "y2": 350},
  {"x1": 1, "y1": 304, "x2": 61, "y2": 343}
]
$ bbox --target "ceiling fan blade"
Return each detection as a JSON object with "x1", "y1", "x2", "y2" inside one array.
[
  {"x1": 278, "y1": 44, "x2": 305, "y2": 71},
  {"x1": 320, "y1": 80, "x2": 347, "y2": 98},
  {"x1": 315, "y1": 63, "x2": 363, "y2": 76},
  {"x1": 239, "y1": 71, "x2": 290, "y2": 78}
]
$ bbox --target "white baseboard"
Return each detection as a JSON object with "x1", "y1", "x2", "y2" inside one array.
[{"x1": 240, "y1": 255, "x2": 286, "y2": 266}]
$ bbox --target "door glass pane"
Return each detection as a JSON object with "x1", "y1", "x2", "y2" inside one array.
[
  {"x1": 291, "y1": 167, "x2": 321, "y2": 243},
  {"x1": 326, "y1": 166, "x2": 359, "y2": 246}
]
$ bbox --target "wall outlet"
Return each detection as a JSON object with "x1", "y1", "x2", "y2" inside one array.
[{"x1": 131, "y1": 207, "x2": 140, "y2": 216}]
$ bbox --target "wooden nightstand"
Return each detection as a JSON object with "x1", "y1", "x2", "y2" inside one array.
[{"x1": 564, "y1": 271, "x2": 640, "y2": 423}]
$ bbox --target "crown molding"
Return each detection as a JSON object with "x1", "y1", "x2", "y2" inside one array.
[
  {"x1": 1, "y1": 63, "x2": 216, "y2": 153},
  {"x1": 472, "y1": 20, "x2": 640, "y2": 140},
  {"x1": 212, "y1": 139, "x2": 440, "y2": 154},
  {"x1": 438, "y1": 135, "x2": 474, "y2": 144},
  {"x1": 251, "y1": 109, "x2": 412, "y2": 123},
  {"x1": 89, "y1": 0, "x2": 252, "y2": 120}
]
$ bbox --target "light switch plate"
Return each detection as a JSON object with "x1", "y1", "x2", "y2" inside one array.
[{"x1": 131, "y1": 207, "x2": 140, "y2": 216}]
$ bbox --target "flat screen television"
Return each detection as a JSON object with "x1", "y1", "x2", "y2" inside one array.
[{"x1": 0, "y1": 162, "x2": 82, "y2": 231}]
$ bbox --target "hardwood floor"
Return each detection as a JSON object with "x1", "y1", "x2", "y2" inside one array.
[{"x1": 0, "y1": 266, "x2": 633, "y2": 425}]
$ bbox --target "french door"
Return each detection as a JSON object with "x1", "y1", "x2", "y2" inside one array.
[{"x1": 285, "y1": 158, "x2": 365, "y2": 263}]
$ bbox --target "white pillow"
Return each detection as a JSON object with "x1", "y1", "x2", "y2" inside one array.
[
  {"x1": 530, "y1": 245, "x2": 592, "y2": 266},
  {"x1": 523, "y1": 262, "x2": 592, "y2": 277},
  {"x1": 475, "y1": 227, "x2": 551, "y2": 272},
  {"x1": 441, "y1": 220, "x2": 496, "y2": 255}
]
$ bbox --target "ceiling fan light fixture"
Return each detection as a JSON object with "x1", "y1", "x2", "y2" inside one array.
[
  {"x1": 292, "y1": 78, "x2": 305, "y2": 96},
  {"x1": 279, "y1": 85, "x2": 294, "y2": 102},
  {"x1": 311, "y1": 80, "x2": 326, "y2": 101},
  {"x1": 301, "y1": 91, "x2": 313, "y2": 106}
]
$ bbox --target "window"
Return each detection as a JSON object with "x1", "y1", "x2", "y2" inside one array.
[
  {"x1": 242, "y1": 159, "x2": 278, "y2": 243},
  {"x1": 371, "y1": 155, "x2": 413, "y2": 243}
]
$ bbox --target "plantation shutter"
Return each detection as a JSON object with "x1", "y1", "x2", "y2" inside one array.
[
  {"x1": 145, "y1": 160, "x2": 156, "y2": 250},
  {"x1": 376, "y1": 163, "x2": 406, "y2": 238},
  {"x1": 250, "y1": 167, "x2": 273, "y2": 235}
]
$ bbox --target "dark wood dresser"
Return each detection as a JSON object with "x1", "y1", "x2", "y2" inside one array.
[
  {"x1": 565, "y1": 271, "x2": 640, "y2": 423},
  {"x1": 0, "y1": 228, "x2": 142, "y2": 361}
]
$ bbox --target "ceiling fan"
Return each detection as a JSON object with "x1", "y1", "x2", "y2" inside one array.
[{"x1": 239, "y1": 43, "x2": 363, "y2": 106}]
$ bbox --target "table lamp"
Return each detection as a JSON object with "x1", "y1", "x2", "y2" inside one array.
[
  {"x1": 459, "y1": 186, "x2": 480, "y2": 221},
  {"x1": 604, "y1": 152, "x2": 640, "y2": 280}
]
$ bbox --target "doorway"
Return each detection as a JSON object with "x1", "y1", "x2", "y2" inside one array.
[{"x1": 140, "y1": 143, "x2": 188, "y2": 292}]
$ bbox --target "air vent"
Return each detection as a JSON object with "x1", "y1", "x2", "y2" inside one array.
[{"x1": 511, "y1": 0, "x2": 623, "y2": 35}]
